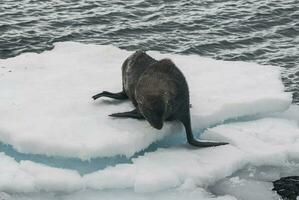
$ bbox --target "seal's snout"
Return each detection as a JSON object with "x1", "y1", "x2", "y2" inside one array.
[
  {"x1": 151, "y1": 121, "x2": 163, "y2": 130},
  {"x1": 147, "y1": 117, "x2": 163, "y2": 130}
]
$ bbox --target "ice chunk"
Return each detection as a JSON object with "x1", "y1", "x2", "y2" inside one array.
[
  {"x1": 0, "y1": 152, "x2": 81, "y2": 193},
  {"x1": 202, "y1": 117, "x2": 299, "y2": 166},
  {"x1": 4, "y1": 188, "x2": 237, "y2": 200},
  {"x1": 0, "y1": 42, "x2": 291, "y2": 159},
  {"x1": 270, "y1": 104, "x2": 299, "y2": 123},
  {"x1": 83, "y1": 145, "x2": 246, "y2": 193},
  {"x1": 0, "y1": 153, "x2": 35, "y2": 193},
  {"x1": 83, "y1": 105, "x2": 299, "y2": 193},
  {"x1": 0, "y1": 106, "x2": 298, "y2": 196},
  {"x1": 19, "y1": 160, "x2": 82, "y2": 192},
  {"x1": 0, "y1": 192, "x2": 11, "y2": 200},
  {"x1": 0, "y1": 144, "x2": 246, "y2": 194},
  {"x1": 210, "y1": 163, "x2": 299, "y2": 200},
  {"x1": 210, "y1": 176, "x2": 279, "y2": 200},
  {"x1": 83, "y1": 164, "x2": 136, "y2": 190},
  {"x1": 57, "y1": 188, "x2": 237, "y2": 200}
]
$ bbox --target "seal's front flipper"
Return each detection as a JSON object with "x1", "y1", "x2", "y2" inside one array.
[
  {"x1": 92, "y1": 91, "x2": 128, "y2": 100},
  {"x1": 109, "y1": 109, "x2": 144, "y2": 119}
]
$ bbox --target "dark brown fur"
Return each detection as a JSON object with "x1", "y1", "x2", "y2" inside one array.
[{"x1": 93, "y1": 51, "x2": 228, "y2": 147}]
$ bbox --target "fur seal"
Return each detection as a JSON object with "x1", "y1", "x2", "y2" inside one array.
[{"x1": 92, "y1": 51, "x2": 228, "y2": 147}]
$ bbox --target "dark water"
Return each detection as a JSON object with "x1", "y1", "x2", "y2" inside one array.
[{"x1": 1, "y1": 0, "x2": 299, "y2": 102}]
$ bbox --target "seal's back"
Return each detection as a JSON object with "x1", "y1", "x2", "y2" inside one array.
[{"x1": 122, "y1": 51, "x2": 157, "y2": 106}]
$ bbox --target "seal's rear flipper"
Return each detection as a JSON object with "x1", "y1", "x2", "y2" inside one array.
[
  {"x1": 188, "y1": 140, "x2": 228, "y2": 147},
  {"x1": 181, "y1": 113, "x2": 228, "y2": 148},
  {"x1": 109, "y1": 109, "x2": 144, "y2": 119},
  {"x1": 92, "y1": 91, "x2": 128, "y2": 100}
]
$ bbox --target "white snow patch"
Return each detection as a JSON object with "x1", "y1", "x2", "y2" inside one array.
[
  {"x1": 0, "y1": 105, "x2": 298, "y2": 197},
  {"x1": 83, "y1": 145, "x2": 246, "y2": 193},
  {"x1": 2, "y1": 189, "x2": 237, "y2": 200},
  {"x1": 203, "y1": 117, "x2": 299, "y2": 166},
  {"x1": 209, "y1": 163, "x2": 299, "y2": 200},
  {"x1": 0, "y1": 42, "x2": 291, "y2": 159},
  {"x1": 211, "y1": 177, "x2": 278, "y2": 200},
  {"x1": 0, "y1": 153, "x2": 81, "y2": 193},
  {"x1": 82, "y1": 105, "x2": 299, "y2": 193},
  {"x1": 0, "y1": 140, "x2": 250, "y2": 194},
  {"x1": 83, "y1": 164, "x2": 136, "y2": 190}
]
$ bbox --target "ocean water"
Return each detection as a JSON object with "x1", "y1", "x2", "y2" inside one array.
[
  {"x1": 0, "y1": 0, "x2": 298, "y2": 102},
  {"x1": 1, "y1": 2, "x2": 299, "y2": 199}
]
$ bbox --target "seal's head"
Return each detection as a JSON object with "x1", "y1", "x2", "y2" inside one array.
[{"x1": 137, "y1": 95, "x2": 166, "y2": 130}]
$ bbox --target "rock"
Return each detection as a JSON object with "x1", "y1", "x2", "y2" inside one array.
[{"x1": 273, "y1": 176, "x2": 299, "y2": 200}]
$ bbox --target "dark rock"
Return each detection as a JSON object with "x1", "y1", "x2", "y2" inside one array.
[{"x1": 273, "y1": 176, "x2": 299, "y2": 200}]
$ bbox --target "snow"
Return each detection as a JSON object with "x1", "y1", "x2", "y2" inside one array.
[
  {"x1": 0, "y1": 105, "x2": 298, "y2": 197},
  {"x1": 211, "y1": 176, "x2": 278, "y2": 200},
  {"x1": 0, "y1": 42, "x2": 291, "y2": 159},
  {"x1": 0, "y1": 146, "x2": 245, "y2": 194},
  {"x1": 84, "y1": 145, "x2": 246, "y2": 193},
  {"x1": 202, "y1": 117, "x2": 299, "y2": 166},
  {"x1": 1, "y1": 189, "x2": 237, "y2": 200},
  {"x1": 210, "y1": 163, "x2": 299, "y2": 200},
  {"x1": 0, "y1": 152, "x2": 82, "y2": 193},
  {"x1": 82, "y1": 106, "x2": 299, "y2": 194}
]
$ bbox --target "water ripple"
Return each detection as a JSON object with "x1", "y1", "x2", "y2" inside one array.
[{"x1": 1, "y1": 0, "x2": 299, "y2": 102}]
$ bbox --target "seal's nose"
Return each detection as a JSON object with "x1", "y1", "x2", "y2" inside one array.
[{"x1": 149, "y1": 120, "x2": 163, "y2": 130}]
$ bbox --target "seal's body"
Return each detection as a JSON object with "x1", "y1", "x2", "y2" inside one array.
[
  {"x1": 122, "y1": 51, "x2": 157, "y2": 106},
  {"x1": 93, "y1": 51, "x2": 228, "y2": 147}
]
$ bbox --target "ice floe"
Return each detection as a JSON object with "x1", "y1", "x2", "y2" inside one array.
[
  {"x1": 0, "y1": 152, "x2": 82, "y2": 193},
  {"x1": 210, "y1": 163, "x2": 299, "y2": 200},
  {"x1": 0, "y1": 105, "x2": 298, "y2": 197},
  {"x1": 0, "y1": 42, "x2": 291, "y2": 159}
]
